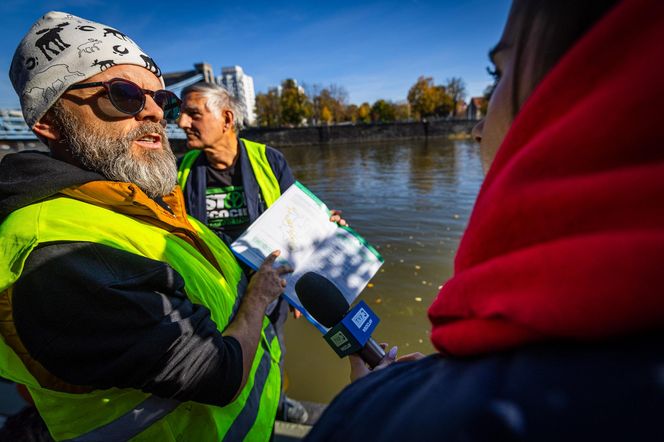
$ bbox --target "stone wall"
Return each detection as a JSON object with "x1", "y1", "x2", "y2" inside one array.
[{"x1": 245, "y1": 119, "x2": 476, "y2": 146}]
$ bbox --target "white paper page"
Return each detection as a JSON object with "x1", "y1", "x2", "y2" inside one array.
[
  {"x1": 231, "y1": 182, "x2": 384, "y2": 331},
  {"x1": 232, "y1": 182, "x2": 338, "y2": 272}
]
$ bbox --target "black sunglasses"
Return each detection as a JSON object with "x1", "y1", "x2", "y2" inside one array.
[{"x1": 67, "y1": 78, "x2": 181, "y2": 121}]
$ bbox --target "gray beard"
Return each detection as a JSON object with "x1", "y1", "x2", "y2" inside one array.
[{"x1": 54, "y1": 106, "x2": 177, "y2": 199}]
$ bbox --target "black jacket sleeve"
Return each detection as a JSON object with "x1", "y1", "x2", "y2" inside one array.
[{"x1": 12, "y1": 241, "x2": 243, "y2": 407}]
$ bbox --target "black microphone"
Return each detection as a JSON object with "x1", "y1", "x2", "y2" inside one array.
[{"x1": 295, "y1": 271, "x2": 386, "y2": 368}]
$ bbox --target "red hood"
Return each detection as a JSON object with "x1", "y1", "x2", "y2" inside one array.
[{"x1": 429, "y1": 0, "x2": 664, "y2": 356}]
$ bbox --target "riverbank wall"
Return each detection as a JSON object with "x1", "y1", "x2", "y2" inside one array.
[{"x1": 170, "y1": 119, "x2": 477, "y2": 151}]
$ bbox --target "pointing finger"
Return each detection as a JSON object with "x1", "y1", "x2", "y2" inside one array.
[{"x1": 261, "y1": 250, "x2": 281, "y2": 267}]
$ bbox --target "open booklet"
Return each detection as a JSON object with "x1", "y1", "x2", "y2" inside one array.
[{"x1": 230, "y1": 181, "x2": 384, "y2": 332}]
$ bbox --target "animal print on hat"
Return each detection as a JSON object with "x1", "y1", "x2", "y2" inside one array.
[{"x1": 9, "y1": 11, "x2": 164, "y2": 128}]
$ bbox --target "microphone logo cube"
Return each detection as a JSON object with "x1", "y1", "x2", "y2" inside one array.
[
  {"x1": 330, "y1": 330, "x2": 349, "y2": 347},
  {"x1": 323, "y1": 301, "x2": 380, "y2": 358}
]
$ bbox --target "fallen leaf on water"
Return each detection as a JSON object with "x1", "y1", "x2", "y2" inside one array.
[
  {"x1": 367, "y1": 283, "x2": 374, "y2": 288},
  {"x1": 374, "y1": 298, "x2": 382, "y2": 304}
]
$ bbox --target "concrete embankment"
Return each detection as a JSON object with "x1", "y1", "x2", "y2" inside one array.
[{"x1": 170, "y1": 119, "x2": 477, "y2": 152}]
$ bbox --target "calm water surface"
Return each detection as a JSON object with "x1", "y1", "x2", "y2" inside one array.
[{"x1": 279, "y1": 138, "x2": 484, "y2": 403}]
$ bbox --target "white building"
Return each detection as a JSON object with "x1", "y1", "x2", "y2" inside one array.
[{"x1": 219, "y1": 66, "x2": 256, "y2": 126}]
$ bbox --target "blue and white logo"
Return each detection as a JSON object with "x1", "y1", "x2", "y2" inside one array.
[{"x1": 351, "y1": 308, "x2": 369, "y2": 329}]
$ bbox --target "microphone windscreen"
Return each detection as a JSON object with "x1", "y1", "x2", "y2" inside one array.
[{"x1": 295, "y1": 272, "x2": 349, "y2": 328}]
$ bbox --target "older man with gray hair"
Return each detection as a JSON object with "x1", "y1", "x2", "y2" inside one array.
[
  {"x1": 177, "y1": 82, "x2": 317, "y2": 424},
  {"x1": 0, "y1": 11, "x2": 289, "y2": 441}
]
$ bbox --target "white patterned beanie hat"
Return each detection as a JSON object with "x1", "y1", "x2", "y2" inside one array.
[{"x1": 9, "y1": 11, "x2": 164, "y2": 128}]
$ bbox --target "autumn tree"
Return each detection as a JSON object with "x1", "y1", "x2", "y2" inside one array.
[
  {"x1": 320, "y1": 106, "x2": 333, "y2": 124},
  {"x1": 309, "y1": 83, "x2": 348, "y2": 125},
  {"x1": 328, "y1": 84, "x2": 348, "y2": 122},
  {"x1": 434, "y1": 85, "x2": 454, "y2": 117},
  {"x1": 394, "y1": 102, "x2": 411, "y2": 121},
  {"x1": 255, "y1": 87, "x2": 281, "y2": 127},
  {"x1": 445, "y1": 77, "x2": 467, "y2": 118},
  {"x1": 344, "y1": 104, "x2": 359, "y2": 123},
  {"x1": 408, "y1": 76, "x2": 446, "y2": 120},
  {"x1": 303, "y1": 82, "x2": 322, "y2": 124},
  {"x1": 357, "y1": 102, "x2": 372, "y2": 124},
  {"x1": 280, "y1": 79, "x2": 311, "y2": 126}
]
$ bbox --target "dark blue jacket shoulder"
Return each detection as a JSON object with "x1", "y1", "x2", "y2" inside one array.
[{"x1": 306, "y1": 337, "x2": 664, "y2": 442}]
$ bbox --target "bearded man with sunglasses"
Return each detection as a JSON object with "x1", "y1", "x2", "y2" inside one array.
[{"x1": 0, "y1": 12, "x2": 289, "y2": 441}]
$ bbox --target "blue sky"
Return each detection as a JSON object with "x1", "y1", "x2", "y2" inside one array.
[{"x1": 0, "y1": 0, "x2": 511, "y2": 108}]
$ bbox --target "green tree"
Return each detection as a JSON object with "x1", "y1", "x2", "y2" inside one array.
[
  {"x1": 255, "y1": 88, "x2": 281, "y2": 127},
  {"x1": 371, "y1": 99, "x2": 397, "y2": 123},
  {"x1": 280, "y1": 79, "x2": 311, "y2": 126}
]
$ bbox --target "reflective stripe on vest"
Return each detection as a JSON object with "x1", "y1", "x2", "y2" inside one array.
[
  {"x1": 176, "y1": 139, "x2": 281, "y2": 208},
  {"x1": 240, "y1": 138, "x2": 281, "y2": 208},
  {"x1": 65, "y1": 396, "x2": 180, "y2": 442},
  {"x1": 176, "y1": 149, "x2": 200, "y2": 191},
  {"x1": 0, "y1": 198, "x2": 281, "y2": 441}
]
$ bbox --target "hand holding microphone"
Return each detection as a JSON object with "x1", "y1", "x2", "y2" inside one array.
[{"x1": 295, "y1": 271, "x2": 387, "y2": 368}]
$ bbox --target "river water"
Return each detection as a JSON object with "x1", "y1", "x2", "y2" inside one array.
[{"x1": 278, "y1": 137, "x2": 485, "y2": 404}]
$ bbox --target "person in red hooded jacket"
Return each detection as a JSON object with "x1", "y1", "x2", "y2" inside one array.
[{"x1": 305, "y1": 0, "x2": 664, "y2": 440}]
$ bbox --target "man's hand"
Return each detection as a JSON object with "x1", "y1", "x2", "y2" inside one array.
[
  {"x1": 245, "y1": 250, "x2": 293, "y2": 310},
  {"x1": 329, "y1": 209, "x2": 348, "y2": 227}
]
